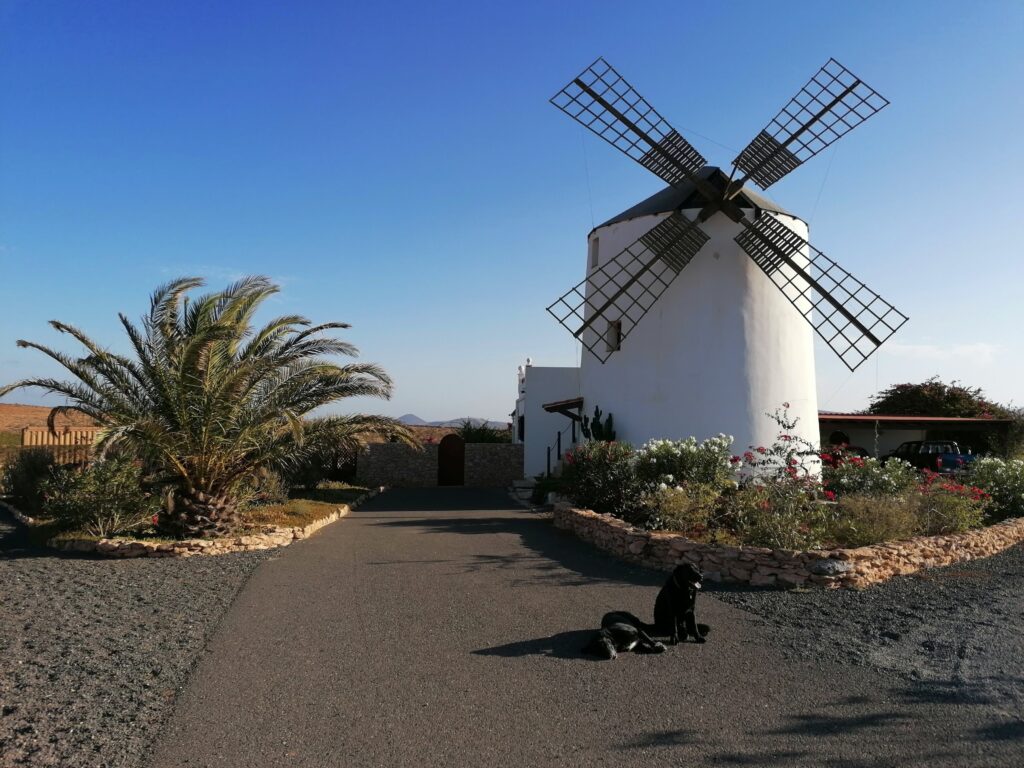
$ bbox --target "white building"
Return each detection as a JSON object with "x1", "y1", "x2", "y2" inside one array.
[
  {"x1": 515, "y1": 172, "x2": 820, "y2": 474},
  {"x1": 511, "y1": 361, "x2": 580, "y2": 478}
]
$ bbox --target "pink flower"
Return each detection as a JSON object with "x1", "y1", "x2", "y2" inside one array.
[
  {"x1": 789, "y1": 458, "x2": 798, "y2": 465},
  {"x1": 743, "y1": 451, "x2": 755, "y2": 462},
  {"x1": 755, "y1": 446, "x2": 766, "y2": 454}
]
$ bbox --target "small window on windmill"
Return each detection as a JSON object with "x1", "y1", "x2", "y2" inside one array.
[
  {"x1": 589, "y1": 237, "x2": 600, "y2": 269},
  {"x1": 606, "y1": 319, "x2": 622, "y2": 352}
]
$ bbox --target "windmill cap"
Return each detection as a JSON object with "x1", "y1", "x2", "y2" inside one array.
[{"x1": 594, "y1": 166, "x2": 801, "y2": 233}]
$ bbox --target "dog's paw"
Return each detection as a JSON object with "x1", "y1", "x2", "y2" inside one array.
[{"x1": 651, "y1": 642, "x2": 666, "y2": 653}]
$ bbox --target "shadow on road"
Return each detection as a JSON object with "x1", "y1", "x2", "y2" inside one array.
[{"x1": 471, "y1": 629, "x2": 597, "y2": 660}]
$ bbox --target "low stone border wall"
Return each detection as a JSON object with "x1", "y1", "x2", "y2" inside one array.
[
  {"x1": 46, "y1": 487, "x2": 385, "y2": 559},
  {"x1": 553, "y1": 503, "x2": 1024, "y2": 589}
]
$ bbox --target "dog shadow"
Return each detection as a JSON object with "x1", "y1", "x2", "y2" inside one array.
[{"x1": 472, "y1": 629, "x2": 602, "y2": 661}]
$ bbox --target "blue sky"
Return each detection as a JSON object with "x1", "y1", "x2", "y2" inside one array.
[{"x1": 1, "y1": 0, "x2": 1022, "y2": 421}]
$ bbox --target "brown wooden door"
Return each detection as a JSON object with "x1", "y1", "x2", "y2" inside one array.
[{"x1": 438, "y1": 434, "x2": 465, "y2": 486}]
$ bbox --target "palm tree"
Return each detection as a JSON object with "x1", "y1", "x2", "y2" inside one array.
[{"x1": 0, "y1": 276, "x2": 414, "y2": 537}]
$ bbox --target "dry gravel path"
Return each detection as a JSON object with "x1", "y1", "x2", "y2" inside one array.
[{"x1": 146, "y1": 488, "x2": 1024, "y2": 768}]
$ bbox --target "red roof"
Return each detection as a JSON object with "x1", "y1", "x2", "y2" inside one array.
[{"x1": 818, "y1": 413, "x2": 1012, "y2": 424}]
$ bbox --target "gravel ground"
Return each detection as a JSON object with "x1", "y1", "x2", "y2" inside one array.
[
  {"x1": 710, "y1": 543, "x2": 1024, "y2": 719},
  {"x1": 0, "y1": 507, "x2": 272, "y2": 768}
]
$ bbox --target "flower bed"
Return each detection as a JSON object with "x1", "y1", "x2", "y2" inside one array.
[
  {"x1": 45, "y1": 486, "x2": 384, "y2": 558},
  {"x1": 553, "y1": 503, "x2": 1024, "y2": 589}
]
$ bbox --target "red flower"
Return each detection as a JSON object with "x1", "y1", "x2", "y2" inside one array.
[
  {"x1": 756, "y1": 446, "x2": 766, "y2": 454},
  {"x1": 824, "y1": 490, "x2": 836, "y2": 501},
  {"x1": 743, "y1": 451, "x2": 755, "y2": 462},
  {"x1": 151, "y1": 514, "x2": 159, "y2": 526},
  {"x1": 730, "y1": 455, "x2": 742, "y2": 464}
]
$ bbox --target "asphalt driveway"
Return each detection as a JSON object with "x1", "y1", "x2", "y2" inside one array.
[{"x1": 146, "y1": 488, "x2": 1023, "y2": 767}]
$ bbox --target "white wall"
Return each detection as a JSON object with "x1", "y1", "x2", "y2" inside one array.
[
  {"x1": 579, "y1": 210, "x2": 819, "y2": 456},
  {"x1": 513, "y1": 365, "x2": 581, "y2": 478}
]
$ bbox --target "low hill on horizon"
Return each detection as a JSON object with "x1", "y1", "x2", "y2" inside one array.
[{"x1": 398, "y1": 414, "x2": 508, "y2": 430}]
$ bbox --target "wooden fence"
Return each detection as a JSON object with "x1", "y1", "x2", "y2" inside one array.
[{"x1": 0, "y1": 427, "x2": 100, "y2": 470}]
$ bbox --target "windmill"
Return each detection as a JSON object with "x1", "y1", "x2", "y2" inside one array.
[
  {"x1": 540, "y1": 57, "x2": 909, "y2": 453},
  {"x1": 547, "y1": 57, "x2": 907, "y2": 371}
]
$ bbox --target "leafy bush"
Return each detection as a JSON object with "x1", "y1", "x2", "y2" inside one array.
[
  {"x1": 636, "y1": 435, "x2": 736, "y2": 489},
  {"x1": 969, "y1": 457, "x2": 1024, "y2": 521},
  {"x1": 824, "y1": 494, "x2": 919, "y2": 547},
  {"x1": 560, "y1": 441, "x2": 643, "y2": 520},
  {"x1": 733, "y1": 404, "x2": 820, "y2": 481},
  {"x1": 455, "y1": 420, "x2": 511, "y2": 443},
  {"x1": 233, "y1": 469, "x2": 289, "y2": 507},
  {"x1": 639, "y1": 482, "x2": 721, "y2": 534},
  {"x1": 913, "y1": 482, "x2": 986, "y2": 535},
  {"x1": 821, "y1": 453, "x2": 918, "y2": 497},
  {"x1": 1, "y1": 448, "x2": 57, "y2": 515},
  {"x1": 725, "y1": 479, "x2": 829, "y2": 550},
  {"x1": 41, "y1": 457, "x2": 160, "y2": 537}
]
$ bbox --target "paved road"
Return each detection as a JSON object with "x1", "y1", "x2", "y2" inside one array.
[{"x1": 148, "y1": 488, "x2": 1022, "y2": 767}]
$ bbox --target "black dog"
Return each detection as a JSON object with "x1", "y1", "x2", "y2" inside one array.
[
  {"x1": 652, "y1": 564, "x2": 710, "y2": 644},
  {"x1": 581, "y1": 611, "x2": 666, "y2": 660}
]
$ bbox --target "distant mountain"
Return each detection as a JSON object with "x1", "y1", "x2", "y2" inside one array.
[
  {"x1": 397, "y1": 413, "x2": 429, "y2": 426},
  {"x1": 398, "y1": 414, "x2": 508, "y2": 430}
]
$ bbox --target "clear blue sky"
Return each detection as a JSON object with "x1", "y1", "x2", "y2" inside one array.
[{"x1": 2, "y1": 0, "x2": 1022, "y2": 421}]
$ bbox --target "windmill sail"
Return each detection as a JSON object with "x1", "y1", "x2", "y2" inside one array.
[
  {"x1": 547, "y1": 212, "x2": 709, "y2": 362},
  {"x1": 550, "y1": 58, "x2": 706, "y2": 188},
  {"x1": 734, "y1": 214, "x2": 908, "y2": 371},
  {"x1": 732, "y1": 59, "x2": 889, "y2": 190}
]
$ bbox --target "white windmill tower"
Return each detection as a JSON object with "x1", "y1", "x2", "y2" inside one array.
[{"x1": 546, "y1": 58, "x2": 908, "y2": 453}]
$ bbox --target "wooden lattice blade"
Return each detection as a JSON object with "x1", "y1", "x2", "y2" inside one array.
[
  {"x1": 732, "y1": 58, "x2": 889, "y2": 190},
  {"x1": 547, "y1": 212, "x2": 709, "y2": 362},
  {"x1": 734, "y1": 214, "x2": 908, "y2": 371},
  {"x1": 551, "y1": 57, "x2": 707, "y2": 189}
]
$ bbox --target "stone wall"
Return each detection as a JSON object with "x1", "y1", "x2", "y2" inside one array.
[
  {"x1": 355, "y1": 443, "x2": 523, "y2": 488},
  {"x1": 465, "y1": 444, "x2": 523, "y2": 487},
  {"x1": 356, "y1": 444, "x2": 439, "y2": 487},
  {"x1": 553, "y1": 503, "x2": 1024, "y2": 589}
]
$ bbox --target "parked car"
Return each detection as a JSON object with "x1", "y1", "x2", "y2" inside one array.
[{"x1": 882, "y1": 440, "x2": 976, "y2": 474}]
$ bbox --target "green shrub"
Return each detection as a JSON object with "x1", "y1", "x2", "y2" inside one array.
[
  {"x1": 560, "y1": 441, "x2": 643, "y2": 520},
  {"x1": 968, "y1": 457, "x2": 1024, "y2": 522},
  {"x1": 636, "y1": 435, "x2": 736, "y2": 489},
  {"x1": 455, "y1": 420, "x2": 511, "y2": 443},
  {"x1": 1, "y1": 448, "x2": 57, "y2": 515},
  {"x1": 41, "y1": 457, "x2": 160, "y2": 537},
  {"x1": 639, "y1": 482, "x2": 721, "y2": 534},
  {"x1": 233, "y1": 469, "x2": 289, "y2": 507},
  {"x1": 913, "y1": 488, "x2": 985, "y2": 535},
  {"x1": 821, "y1": 454, "x2": 918, "y2": 497},
  {"x1": 725, "y1": 480, "x2": 828, "y2": 550},
  {"x1": 824, "y1": 493, "x2": 919, "y2": 547}
]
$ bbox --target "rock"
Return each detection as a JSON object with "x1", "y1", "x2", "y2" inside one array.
[{"x1": 808, "y1": 558, "x2": 854, "y2": 576}]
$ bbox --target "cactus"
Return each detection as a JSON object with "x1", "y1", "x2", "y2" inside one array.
[{"x1": 581, "y1": 405, "x2": 616, "y2": 442}]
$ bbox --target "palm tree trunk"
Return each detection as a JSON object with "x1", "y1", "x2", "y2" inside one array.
[{"x1": 165, "y1": 490, "x2": 240, "y2": 538}]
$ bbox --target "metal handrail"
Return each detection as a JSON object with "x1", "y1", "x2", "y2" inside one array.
[{"x1": 545, "y1": 420, "x2": 579, "y2": 476}]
